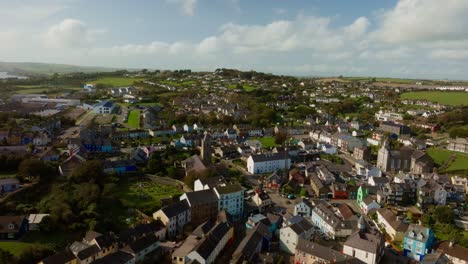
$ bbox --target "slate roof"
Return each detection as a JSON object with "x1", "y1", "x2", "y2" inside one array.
[
  {"x1": 161, "y1": 200, "x2": 190, "y2": 218},
  {"x1": 296, "y1": 238, "x2": 357, "y2": 263},
  {"x1": 215, "y1": 184, "x2": 243, "y2": 195},
  {"x1": 183, "y1": 189, "x2": 218, "y2": 206},
  {"x1": 250, "y1": 152, "x2": 289, "y2": 162},
  {"x1": 231, "y1": 228, "x2": 263, "y2": 263},
  {"x1": 77, "y1": 244, "x2": 101, "y2": 260},
  {"x1": 377, "y1": 208, "x2": 408, "y2": 232},
  {"x1": 437, "y1": 241, "x2": 468, "y2": 262},
  {"x1": 0, "y1": 215, "x2": 26, "y2": 233},
  {"x1": 123, "y1": 234, "x2": 158, "y2": 254},
  {"x1": 41, "y1": 250, "x2": 76, "y2": 264},
  {"x1": 192, "y1": 222, "x2": 230, "y2": 260},
  {"x1": 344, "y1": 230, "x2": 384, "y2": 254},
  {"x1": 94, "y1": 233, "x2": 117, "y2": 250},
  {"x1": 199, "y1": 176, "x2": 227, "y2": 189},
  {"x1": 91, "y1": 250, "x2": 134, "y2": 264},
  {"x1": 405, "y1": 224, "x2": 432, "y2": 243}
]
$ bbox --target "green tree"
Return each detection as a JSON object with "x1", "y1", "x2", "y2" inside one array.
[
  {"x1": 0, "y1": 248, "x2": 14, "y2": 264},
  {"x1": 17, "y1": 245, "x2": 53, "y2": 264}
]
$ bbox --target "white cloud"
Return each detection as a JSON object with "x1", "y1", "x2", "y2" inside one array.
[
  {"x1": 344, "y1": 17, "x2": 370, "y2": 39},
  {"x1": 429, "y1": 49, "x2": 468, "y2": 60},
  {"x1": 375, "y1": 0, "x2": 468, "y2": 43},
  {"x1": 359, "y1": 47, "x2": 412, "y2": 60},
  {"x1": 167, "y1": 0, "x2": 197, "y2": 16},
  {"x1": 196, "y1": 37, "x2": 219, "y2": 54},
  {"x1": 44, "y1": 19, "x2": 91, "y2": 48},
  {"x1": 0, "y1": 1, "x2": 67, "y2": 26}
]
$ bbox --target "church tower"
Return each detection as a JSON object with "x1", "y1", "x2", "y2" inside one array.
[
  {"x1": 377, "y1": 139, "x2": 390, "y2": 172},
  {"x1": 201, "y1": 132, "x2": 212, "y2": 164}
]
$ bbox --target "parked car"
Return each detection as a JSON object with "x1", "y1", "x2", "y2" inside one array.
[{"x1": 287, "y1": 194, "x2": 296, "y2": 199}]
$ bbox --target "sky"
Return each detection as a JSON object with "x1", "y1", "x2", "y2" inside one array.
[{"x1": 1, "y1": 0, "x2": 468, "y2": 79}]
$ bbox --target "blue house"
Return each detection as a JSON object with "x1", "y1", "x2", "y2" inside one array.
[
  {"x1": 0, "y1": 216, "x2": 29, "y2": 240},
  {"x1": 103, "y1": 160, "x2": 137, "y2": 175},
  {"x1": 0, "y1": 178, "x2": 20, "y2": 194},
  {"x1": 403, "y1": 224, "x2": 435, "y2": 261}
]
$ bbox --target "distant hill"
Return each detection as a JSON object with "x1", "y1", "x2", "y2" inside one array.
[{"x1": 0, "y1": 61, "x2": 121, "y2": 76}]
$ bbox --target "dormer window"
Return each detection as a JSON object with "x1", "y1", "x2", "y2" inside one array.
[
  {"x1": 409, "y1": 231, "x2": 415, "y2": 237},
  {"x1": 8, "y1": 223, "x2": 14, "y2": 230},
  {"x1": 417, "y1": 233, "x2": 424, "y2": 240}
]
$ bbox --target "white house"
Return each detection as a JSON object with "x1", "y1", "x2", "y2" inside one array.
[
  {"x1": 360, "y1": 197, "x2": 381, "y2": 215},
  {"x1": 92, "y1": 100, "x2": 115, "y2": 114},
  {"x1": 213, "y1": 184, "x2": 244, "y2": 220},
  {"x1": 319, "y1": 143, "x2": 337, "y2": 154},
  {"x1": 376, "y1": 208, "x2": 408, "y2": 242},
  {"x1": 311, "y1": 202, "x2": 354, "y2": 239},
  {"x1": 252, "y1": 191, "x2": 272, "y2": 212},
  {"x1": 186, "y1": 222, "x2": 232, "y2": 264},
  {"x1": 247, "y1": 153, "x2": 291, "y2": 174},
  {"x1": 153, "y1": 200, "x2": 191, "y2": 239},
  {"x1": 293, "y1": 199, "x2": 313, "y2": 218},
  {"x1": 279, "y1": 217, "x2": 314, "y2": 254}
]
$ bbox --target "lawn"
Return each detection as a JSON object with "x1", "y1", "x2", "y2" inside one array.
[
  {"x1": 427, "y1": 147, "x2": 468, "y2": 173},
  {"x1": 401, "y1": 91, "x2": 468, "y2": 106},
  {"x1": 126, "y1": 110, "x2": 140, "y2": 129},
  {"x1": 118, "y1": 180, "x2": 182, "y2": 214},
  {"x1": 0, "y1": 241, "x2": 33, "y2": 256},
  {"x1": 342, "y1": 77, "x2": 421, "y2": 84},
  {"x1": 0, "y1": 172, "x2": 16, "y2": 179},
  {"x1": 94, "y1": 77, "x2": 144, "y2": 87},
  {"x1": 228, "y1": 84, "x2": 257, "y2": 91},
  {"x1": 257, "y1": 136, "x2": 277, "y2": 148},
  {"x1": 134, "y1": 102, "x2": 163, "y2": 107},
  {"x1": 0, "y1": 231, "x2": 79, "y2": 257},
  {"x1": 14, "y1": 87, "x2": 80, "y2": 95}
]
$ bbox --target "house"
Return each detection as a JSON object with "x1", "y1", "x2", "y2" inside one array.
[
  {"x1": 320, "y1": 143, "x2": 337, "y2": 154},
  {"x1": 193, "y1": 176, "x2": 227, "y2": 191},
  {"x1": 447, "y1": 137, "x2": 468, "y2": 153},
  {"x1": 224, "y1": 129, "x2": 237, "y2": 139},
  {"x1": 377, "y1": 141, "x2": 427, "y2": 172},
  {"x1": 279, "y1": 217, "x2": 314, "y2": 254},
  {"x1": 28, "y1": 214, "x2": 50, "y2": 230},
  {"x1": 179, "y1": 189, "x2": 219, "y2": 226},
  {"x1": 295, "y1": 238, "x2": 358, "y2": 264},
  {"x1": 376, "y1": 208, "x2": 408, "y2": 242},
  {"x1": 91, "y1": 250, "x2": 134, "y2": 264},
  {"x1": 368, "y1": 176, "x2": 389, "y2": 188},
  {"x1": 92, "y1": 100, "x2": 115, "y2": 114},
  {"x1": 172, "y1": 221, "x2": 215, "y2": 264},
  {"x1": 39, "y1": 249, "x2": 78, "y2": 264},
  {"x1": 59, "y1": 154, "x2": 86, "y2": 177},
  {"x1": 230, "y1": 224, "x2": 264, "y2": 264},
  {"x1": 121, "y1": 234, "x2": 159, "y2": 262},
  {"x1": 403, "y1": 224, "x2": 435, "y2": 261},
  {"x1": 309, "y1": 173, "x2": 331, "y2": 198},
  {"x1": 360, "y1": 196, "x2": 381, "y2": 215},
  {"x1": 379, "y1": 121, "x2": 411, "y2": 136},
  {"x1": 436, "y1": 241, "x2": 468, "y2": 264},
  {"x1": 0, "y1": 215, "x2": 29, "y2": 240},
  {"x1": 186, "y1": 222, "x2": 233, "y2": 264},
  {"x1": 311, "y1": 201, "x2": 354, "y2": 239},
  {"x1": 293, "y1": 198, "x2": 313, "y2": 217},
  {"x1": 411, "y1": 150, "x2": 434, "y2": 175},
  {"x1": 0, "y1": 178, "x2": 20, "y2": 194},
  {"x1": 213, "y1": 184, "x2": 244, "y2": 220},
  {"x1": 181, "y1": 155, "x2": 207, "y2": 176},
  {"x1": 380, "y1": 181, "x2": 417, "y2": 206},
  {"x1": 153, "y1": 200, "x2": 191, "y2": 239},
  {"x1": 343, "y1": 216, "x2": 385, "y2": 264},
  {"x1": 417, "y1": 181, "x2": 447, "y2": 208},
  {"x1": 252, "y1": 190, "x2": 272, "y2": 212},
  {"x1": 354, "y1": 146, "x2": 371, "y2": 161},
  {"x1": 214, "y1": 145, "x2": 239, "y2": 159},
  {"x1": 332, "y1": 182, "x2": 349, "y2": 199},
  {"x1": 297, "y1": 138, "x2": 314, "y2": 150},
  {"x1": 83, "y1": 84, "x2": 96, "y2": 93},
  {"x1": 272, "y1": 146, "x2": 301, "y2": 157},
  {"x1": 38, "y1": 147, "x2": 61, "y2": 161},
  {"x1": 102, "y1": 160, "x2": 137, "y2": 175},
  {"x1": 263, "y1": 171, "x2": 282, "y2": 190},
  {"x1": 246, "y1": 153, "x2": 291, "y2": 174}
]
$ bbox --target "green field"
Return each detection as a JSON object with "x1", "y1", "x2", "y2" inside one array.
[
  {"x1": 342, "y1": 77, "x2": 422, "y2": 84},
  {"x1": 94, "y1": 77, "x2": 144, "y2": 87},
  {"x1": 257, "y1": 136, "x2": 277, "y2": 148},
  {"x1": 0, "y1": 231, "x2": 79, "y2": 257},
  {"x1": 118, "y1": 180, "x2": 182, "y2": 214},
  {"x1": 427, "y1": 147, "x2": 468, "y2": 172},
  {"x1": 228, "y1": 84, "x2": 257, "y2": 91},
  {"x1": 13, "y1": 86, "x2": 80, "y2": 95},
  {"x1": 401, "y1": 91, "x2": 468, "y2": 106},
  {"x1": 126, "y1": 110, "x2": 140, "y2": 128},
  {"x1": 134, "y1": 102, "x2": 163, "y2": 107},
  {"x1": 0, "y1": 172, "x2": 16, "y2": 179}
]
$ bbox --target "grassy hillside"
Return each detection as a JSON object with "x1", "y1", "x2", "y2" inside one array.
[
  {"x1": 0, "y1": 61, "x2": 119, "y2": 75},
  {"x1": 401, "y1": 91, "x2": 468, "y2": 106}
]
